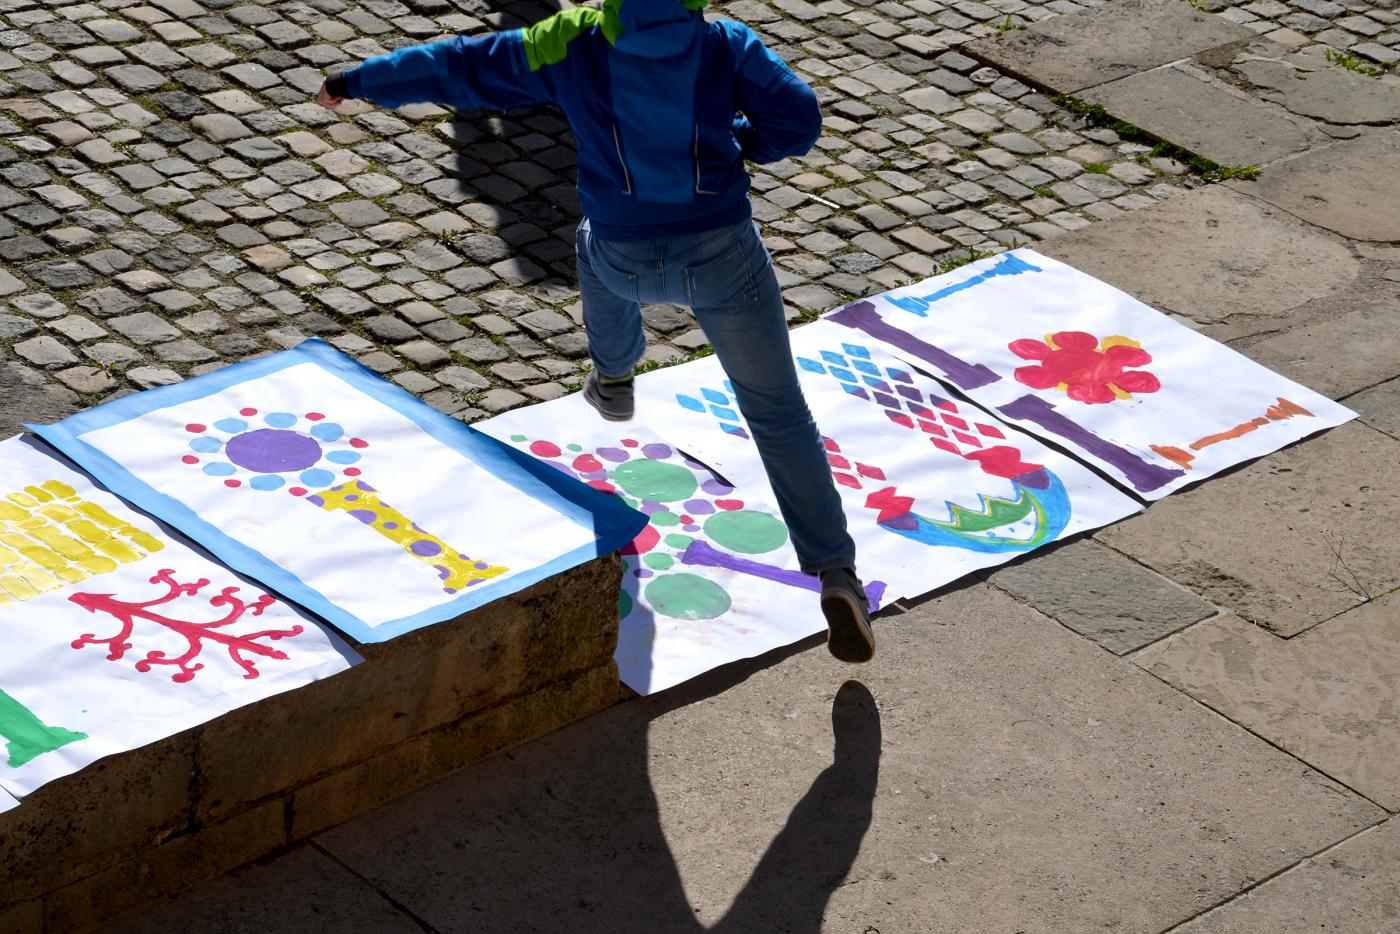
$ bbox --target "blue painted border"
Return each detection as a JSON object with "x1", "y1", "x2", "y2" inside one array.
[{"x1": 32, "y1": 338, "x2": 646, "y2": 643}]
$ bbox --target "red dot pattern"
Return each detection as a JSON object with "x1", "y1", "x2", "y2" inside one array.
[
  {"x1": 224, "y1": 479, "x2": 242, "y2": 488},
  {"x1": 181, "y1": 455, "x2": 199, "y2": 465},
  {"x1": 185, "y1": 423, "x2": 205, "y2": 433},
  {"x1": 239, "y1": 407, "x2": 257, "y2": 416}
]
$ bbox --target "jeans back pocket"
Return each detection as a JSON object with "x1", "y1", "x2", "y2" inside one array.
[{"x1": 684, "y1": 232, "x2": 760, "y2": 309}]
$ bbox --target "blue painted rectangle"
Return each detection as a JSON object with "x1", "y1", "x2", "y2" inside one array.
[{"x1": 32, "y1": 339, "x2": 647, "y2": 644}]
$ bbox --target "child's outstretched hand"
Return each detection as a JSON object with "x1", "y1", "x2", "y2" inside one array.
[{"x1": 316, "y1": 80, "x2": 343, "y2": 111}]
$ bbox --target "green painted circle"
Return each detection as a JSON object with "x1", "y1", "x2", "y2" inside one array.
[
  {"x1": 663, "y1": 533, "x2": 694, "y2": 550},
  {"x1": 566, "y1": 443, "x2": 583, "y2": 452},
  {"x1": 644, "y1": 573, "x2": 731, "y2": 620},
  {"x1": 617, "y1": 588, "x2": 633, "y2": 618},
  {"x1": 643, "y1": 553, "x2": 675, "y2": 571},
  {"x1": 703, "y1": 509, "x2": 788, "y2": 554},
  {"x1": 610, "y1": 459, "x2": 698, "y2": 502},
  {"x1": 650, "y1": 510, "x2": 680, "y2": 527}
]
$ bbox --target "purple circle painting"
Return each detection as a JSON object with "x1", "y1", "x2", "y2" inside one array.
[{"x1": 225, "y1": 429, "x2": 324, "y2": 473}]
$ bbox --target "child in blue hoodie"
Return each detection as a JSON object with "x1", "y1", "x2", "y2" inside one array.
[{"x1": 319, "y1": 0, "x2": 875, "y2": 662}]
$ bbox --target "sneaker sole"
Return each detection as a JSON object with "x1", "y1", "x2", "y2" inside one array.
[{"x1": 821, "y1": 590, "x2": 875, "y2": 663}]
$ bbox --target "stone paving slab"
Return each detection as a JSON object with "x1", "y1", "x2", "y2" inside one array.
[
  {"x1": 1175, "y1": 817, "x2": 1400, "y2": 934},
  {"x1": 106, "y1": 846, "x2": 422, "y2": 934},
  {"x1": 1036, "y1": 184, "x2": 1359, "y2": 341},
  {"x1": 989, "y1": 538, "x2": 1218, "y2": 653},
  {"x1": 1229, "y1": 130, "x2": 1400, "y2": 240},
  {"x1": 1084, "y1": 64, "x2": 1323, "y2": 165},
  {"x1": 1135, "y1": 592, "x2": 1400, "y2": 810},
  {"x1": 1098, "y1": 422, "x2": 1400, "y2": 637},
  {"x1": 1212, "y1": 41, "x2": 1400, "y2": 125},
  {"x1": 965, "y1": 0, "x2": 1257, "y2": 93},
  {"x1": 1348, "y1": 377, "x2": 1400, "y2": 441},
  {"x1": 256, "y1": 583, "x2": 1389, "y2": 934},
  {"x1": 1232, "y1": 277, "x2": 1400, "y2": 399}
]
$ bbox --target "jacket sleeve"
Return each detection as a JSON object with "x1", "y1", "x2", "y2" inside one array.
[
  {"x1": 724, "y1": 23, "x2": 822, "y2": 164},
  {"x1": 342, "y1": 32, "x2": 553, "y2": 112}
]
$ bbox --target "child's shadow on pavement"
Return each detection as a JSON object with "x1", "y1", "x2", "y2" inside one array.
[{"x1": 324, "y1": 674, "x2": 882, "y2": 934}]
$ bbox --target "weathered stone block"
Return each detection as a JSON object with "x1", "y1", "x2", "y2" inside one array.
[
  {"x1": 1136, "y1": 593, "x2": 1400, "y2": 809},
  {"x1": 0, "y1": 733, "x2": 194, "y2": 906},
  {"x1": 290, "y1": 662, "x2": 619, "y2": 840},
  {"x1": 1229, "y1": 130, "x2": 1400, "y2": 242},
  {"x1": 1098, "y1": 422, "x2": 1400, "y2": 636},
  {"x1": 40, "y1": 800, "x2": 286, "y2": 933},
  {"x1": 964, "y1": 0, "x2": 1255, "y2": 92},
  {"x1": 1037, "y1": 185, "x2": 1358, "y2": 341},
  {"x1": 1085, "y1": 66, "x2": 1321, "y2": 167},
  {"x1": 991, "y1": 539, "x2": 1216, "y2": 653},
  {"x1": 194, "y1": 556, "x2": 621, "y2": 821}
]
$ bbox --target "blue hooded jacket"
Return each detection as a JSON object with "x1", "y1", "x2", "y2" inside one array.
[{"x1": 338, "y1": 0, "x2": 822, "y2": 240}]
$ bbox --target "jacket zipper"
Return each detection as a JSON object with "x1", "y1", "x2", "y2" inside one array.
[
  {"x1": 694, "y1": 126, "x2": 717, "y2": 195},
  {"x1": 612, "y1": 125, "x2": 633, "y2": 196}
]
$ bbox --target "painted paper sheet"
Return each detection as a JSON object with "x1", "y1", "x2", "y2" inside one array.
[
  {"x1": 34, "y1": 340, "x2": 646, "y2": 643},
  {"x1": 0, "y1": 435, "x2": 359, "y2": 798},
  {"x1": 479, "y1": 405, "x2": 889, "y2": 694},
  {"x1": 1, "y1": 788, "x2": 15, "y2": 814},
  {"x1": 636, "y1": 320, "x2": 1141, "y2": 600},
  {"x1": 825, "y1": 248, "x2": 1356, "y2": 499}
]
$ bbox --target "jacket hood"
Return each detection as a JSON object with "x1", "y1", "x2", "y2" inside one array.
[{"x1": 605, "y1": 0, "x2": 707, "y2": 58}]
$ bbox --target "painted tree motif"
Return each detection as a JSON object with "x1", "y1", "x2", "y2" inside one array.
[
  {"x1": 179, "y1": 407, "x2": 505, "y2": 594},
  {"x1": 68, "y1": 569, "x2": 305, "y2": 683}
]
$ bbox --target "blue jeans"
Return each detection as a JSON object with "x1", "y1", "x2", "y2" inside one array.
[{"x1": 576, "y1": 216, "x2": 857, "y2": 575}]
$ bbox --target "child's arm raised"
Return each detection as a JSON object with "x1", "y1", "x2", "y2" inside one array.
[{"x1": 319, "y1": 32, "x2": 553, "y2": 112}]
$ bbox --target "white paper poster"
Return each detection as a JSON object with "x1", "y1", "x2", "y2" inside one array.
[
  {"x1": 0, "y1": 435, "x2": 359, "y2": 798},
  {"x1": 825, "y1": 248, "x2": 1356, "y2": 498},
  {"x1": 35, "y1": 340, "x2": 644, "y2": 642},
  {"x1": 636, "y1": 320, "x2": 1142, "y2": 601},
  {"x1": 479, "y1": 407, "x2": 889, "y2": 694}
]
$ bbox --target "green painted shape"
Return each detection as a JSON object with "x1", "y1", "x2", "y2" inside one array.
[
  {"x1": 645, "y1": 573, "x2": 731, "y2": 620},
  {"x1": 643, "y1": 553, "x2": 675, "y2": 571},
  {"x1": 521, "y1": 6, "x2": 621, "y2": 71},
  {"x1": 933, "y1": 488, "x2": 1035, "y2": 533},
  {"x1": 663, "y1": 533, "x2": 694, "y2": 550},
  {"x1": 703, "y1": 509, "x2": 788, "y2": 555},
  {"x1": 0, "y1": 688, "x2": 86, "y2": 768},
  {"x1": 651, "y1": 510, "x2": 680, "y2": 527},
  {"x1": 610, "y1": 459, "x2": 697, "y2": 503},
  {"x1": 618, "y1": 587, "x2": 633, "y2": 619}
]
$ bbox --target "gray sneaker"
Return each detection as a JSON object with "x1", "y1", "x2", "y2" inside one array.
[
  {"x1": 820, "y1": 568, "x2": 875, "y2": 663},
  {"x1": 583, "y1": 373, "x2": 634, "y2": 421}
]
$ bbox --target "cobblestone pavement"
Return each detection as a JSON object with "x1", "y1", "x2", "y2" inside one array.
[{"x1": 1, "y1": 0, "x2": 1295, "y2": 427}]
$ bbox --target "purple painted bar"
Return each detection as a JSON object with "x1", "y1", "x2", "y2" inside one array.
[
  {"x1": 997, "y1": 394, "x2": 1184, "y2": 494},
  {"x1": 681, "y1": 539, "x2": 889, "y2": 610},
  {"x1": 828, "y1": 301, "x2": 1001, "y2": 391}
]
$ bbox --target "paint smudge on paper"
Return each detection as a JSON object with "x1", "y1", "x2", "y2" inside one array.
[
  {"x1": 829, "y1": 300, "x2": 1001, "y2": 391},
  {"x1": 0, "y1": 688, "x2": 86, "y2": 768},
  {"x1": 798, "y1": 345, "x2": 1070, "y2": 552},
  {"x1": 309, "y1": 480, "x2": 508, "y2": 593},
  {"x1": 69, "y1": 569, "x2": 302, "y2": 683},
  {"x1": 881, "y1": 252, "x2": 1042, "y2": 317},
  {"x1": 1151, "y1": 397, "x2": 1315, "y2": 469},
  {"x1": 513, "y1": 435, "x2": 889, "y2": 619},
  {"x1": 1009, "y1": 331, "x2": 1161, "y2": 404},
  {"x1": 181, "y1": 409, "x2": 366, "y2": 492},
  {"x1": 0, "y1": 481, "x2": 164, "y2": 606}
]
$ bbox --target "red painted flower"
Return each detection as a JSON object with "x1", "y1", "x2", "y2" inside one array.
[{"x1": 1009, "y1": 331, "x2": 1161, "y2": 404}]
